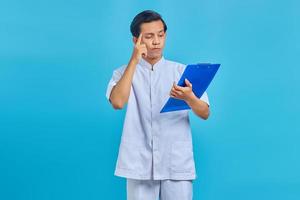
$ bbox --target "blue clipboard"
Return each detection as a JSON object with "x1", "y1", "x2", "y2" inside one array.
[{"x1": 160, "y1": 63, "x2": 220, "y2": 113}]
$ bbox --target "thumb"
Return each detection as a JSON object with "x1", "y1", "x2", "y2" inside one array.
[{"x1": 185, "y1": 78, "x2": 192, "y2": 87}]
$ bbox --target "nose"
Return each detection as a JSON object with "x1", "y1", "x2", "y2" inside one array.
[{"x1": 153, "y1": 35, "x2": 160, "y2": 45}]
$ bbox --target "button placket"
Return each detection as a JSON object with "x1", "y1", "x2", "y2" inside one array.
[{"x1": 150, "y1": 68, "x2": 158, "y2": 177}]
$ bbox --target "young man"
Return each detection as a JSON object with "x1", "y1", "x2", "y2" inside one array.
[{"x1": 106, "y1": 10, "x2": 210, "y2": 200}]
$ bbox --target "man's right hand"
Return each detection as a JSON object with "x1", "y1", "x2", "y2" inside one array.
[
  {"x1": 109, "y1": 34, "x2": 146, "y2": 110},
  {"x1": 131, "y1": 33, "x2": 147, "y2": 62}
]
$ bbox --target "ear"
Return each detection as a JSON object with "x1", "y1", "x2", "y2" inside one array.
[{"x1": 133, "y1": 37, "x2": 137, "y2": 44}]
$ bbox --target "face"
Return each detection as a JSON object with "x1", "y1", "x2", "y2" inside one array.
[{"x1": 134, "y1": 20, "x2": 166, "y2": 60}]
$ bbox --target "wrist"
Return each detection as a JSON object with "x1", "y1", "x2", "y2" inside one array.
[
  {"x1": 186, "y1": 93, "x2": 197, "y2": 106},
  {"x1": 129, "y1": 56, "x2": 139, "y2": 66}
]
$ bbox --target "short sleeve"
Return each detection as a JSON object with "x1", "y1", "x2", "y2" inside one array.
[
  {"x1": 105, "y1": 66, "x2": 126, "y2": 100},
  {"x1": 200, "y1": 91, "x2": 210, "y2": 107}
]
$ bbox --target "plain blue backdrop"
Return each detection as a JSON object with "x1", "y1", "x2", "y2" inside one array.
[{"x1": 0, "y1": 0, "x2": 299, "y2": 199}]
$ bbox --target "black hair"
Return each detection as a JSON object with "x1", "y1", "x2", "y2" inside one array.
[{"x1": 130, "y1": 10, "x2": 167, "y2": 37}]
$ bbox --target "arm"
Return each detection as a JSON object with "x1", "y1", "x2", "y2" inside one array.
[
  {"x1": 109, "y1": 34, "x2": 147, "y2": 109},
  {"x1": 109, "y1": 58, "x2": 137, "y2": 109},
  {"x1": 185, "y1": 94, "x2": 210, "y2": 120},
  {"x1": 170, "y1": 78, "x2": 210, "y2": 120}
]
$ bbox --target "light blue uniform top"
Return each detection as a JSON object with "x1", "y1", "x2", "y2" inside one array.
[{"x1": 106, "y1": 56, "x2": 209, "y2": 180}]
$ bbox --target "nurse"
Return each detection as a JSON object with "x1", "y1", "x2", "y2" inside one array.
[{"x1": 106, "y1": 10, "x2": 210, "y2": 200}]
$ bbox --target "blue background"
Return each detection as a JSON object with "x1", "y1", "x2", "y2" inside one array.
[{"x1": 1, "y1": 0, "x2": 299, "y2": 199}]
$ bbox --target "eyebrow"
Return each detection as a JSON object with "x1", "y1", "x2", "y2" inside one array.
[{"x1": 144, "y1": 30, "x2": 164, "y2": 35}]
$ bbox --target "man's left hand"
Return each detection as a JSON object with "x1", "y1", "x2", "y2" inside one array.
[{"x1": 169, "y1": 78, "x2": 196, "y2": 103}]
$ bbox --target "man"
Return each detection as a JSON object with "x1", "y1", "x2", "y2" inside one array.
[{"x1": 106, "y1": 10, "x2": 210, "y2": 200}]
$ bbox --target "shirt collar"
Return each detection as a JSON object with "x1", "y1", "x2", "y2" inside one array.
[{"x1": 138, "y1": 56, "x2": 165, "y2": 71}]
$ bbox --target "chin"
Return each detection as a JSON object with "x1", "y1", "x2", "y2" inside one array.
[{"x1": 148, "y1": 53, "x2": 162, "y2": 60}]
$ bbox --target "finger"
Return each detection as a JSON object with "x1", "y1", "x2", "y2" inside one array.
[
  {"x1": 172, "y1": 81, "x2": 184, "y2": 91},
  {"x1": 170, "y1": 93, "x2": 181, "y2": 100},
  {"x1": 174, "y1": 84, "x2": 185, "y2": 91},
  {"x1": 170, "y1": 89, "x2": 178, "y2": 96},
  {"x1": 185, "y1": 78, "x2": 192, "y2": 87},
  {"x1": 142, "y1": 50, "x2": 147, "y2": 57},
  {"x1": 170, "y1": 92, "x2": 177, "y2": 98},
  {"x1": 172, "y1": 89, "x2": 183, "y2": 96},
  {"x1": 170, "y1": 94, "x2": 177, "y2": 99},
  {"x1": 172, "y1": 82, "x2": 176, "y2": 89},
  {"x1": 171, "y1": 84, "x2": 178, "y2": 92},
  {"x1": 141, "y1": 46, "x2": 147, "y2": 54},
  {"x1": 171, "y1": 87, "x2": 176, "y2": 93},
  {"x1": 171, "y1": 87, "x2": 183, "y2": 96},
  {"x1": 137, "y1": 33, "x2": 143, "y2": 45}
]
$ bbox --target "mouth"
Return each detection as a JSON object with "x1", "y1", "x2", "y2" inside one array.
[{"x1": 151, "y1": 48, "x2": 161, "y2": 51}]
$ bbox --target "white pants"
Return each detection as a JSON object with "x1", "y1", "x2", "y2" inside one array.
[{"x1": 127, "y1": 179, "x2": 193, "y2": 200}]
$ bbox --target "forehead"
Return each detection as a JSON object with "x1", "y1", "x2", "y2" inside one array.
[{"x1": 140, "y1": 20, "x2": 164, "y2": 34}]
